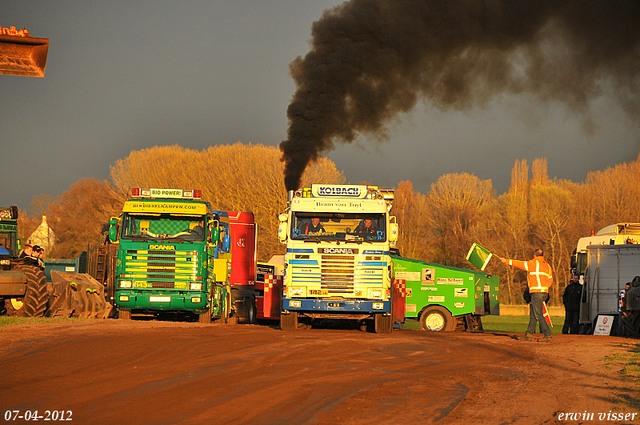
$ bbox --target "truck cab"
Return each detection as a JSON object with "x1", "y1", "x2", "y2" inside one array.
[
  {"x1": 571, "y1": 223, "x2": 640, "y2": 276},
  {"x1": 0, "y1": 206, "x2": 19, "y2": 270}
]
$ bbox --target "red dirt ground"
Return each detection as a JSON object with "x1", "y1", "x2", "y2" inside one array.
[{"x1": 0, "y1": 320, "x2": 636, "y2": 424}]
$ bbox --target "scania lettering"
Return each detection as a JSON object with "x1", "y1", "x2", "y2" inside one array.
[{"x1": 278, "y1": 184, "x2": 399, "y2": 333}]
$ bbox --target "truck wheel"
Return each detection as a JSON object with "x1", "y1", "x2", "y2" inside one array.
[
  {"x1": 4, "y1": 264, "x2": 48, "y2": 317},
  {"x1": 237, "y1": 296, "x2": 256, "y2": 324},
  {"x1": 420, "y1": 306, "x2": 454, "y2": 332},
  {"x1": 374, "y1": 313, "x2": 393, "y2": 334},
  {"x1": 359, "y1": 320, "x2": 371, "y2": 332},
  {"x1": 280, "y1": 311, "x2": 298, "y2": 331},
  {"x1": 118, "y1": 309, "x2": 131, "y2": 320},
  {"x1": 246, "y1": 296, "x2": 256, "y2": 324},
  {"x1": 198, "y1": 311, "x2": 211, "y2": 324},
  {"x1": 622, "y1": 311, "x2": 640, "y2": 338}
]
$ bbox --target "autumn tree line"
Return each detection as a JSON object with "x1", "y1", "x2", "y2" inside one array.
[{"x1": 17, "y1": 144, "x2": 640, "y2": 306}]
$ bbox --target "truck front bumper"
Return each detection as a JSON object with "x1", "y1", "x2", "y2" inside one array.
[
  {"x1": 115, "y1": 290, "x2": 208, "y2": 312},
  {"x1": 283, "y1": 297, "x2": 390, "y2": 314}
]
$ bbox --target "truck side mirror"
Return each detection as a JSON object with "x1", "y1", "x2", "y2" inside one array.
[
  {"x1": 570, "y1": 249, "x2": 577, "y2": 270},
  {"x1": 210, "y1": 227, "x2": 220, "y2": 246},
  {"x1": 278, "y1": 214, "x2": 288, "y2": 242},
  {"x1": 109, "y1": 217, "x2": 119, "y2": 243},
  {"x1": 389, "y1": 221, "x2": 398, "y2": 243},
  {"x1": 222, "y1": 234, "x2": 231, "y2": 251}
]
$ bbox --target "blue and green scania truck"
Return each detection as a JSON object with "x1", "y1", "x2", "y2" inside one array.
[
  {"x1": 277, "y1": 184, "x2": 499, "y2": 333},
  {"x1": 111, "y1": 188, "x2": 273, "y2": 323}
]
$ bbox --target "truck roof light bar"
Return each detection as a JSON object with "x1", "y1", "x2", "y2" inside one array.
[{"x1": 130, "y1": 188, "x2": 203, "y2": 200}]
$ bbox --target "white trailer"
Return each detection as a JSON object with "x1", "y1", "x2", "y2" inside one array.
[{"x1": 580, "y1": 244, "x2": 640, "y2": 336}]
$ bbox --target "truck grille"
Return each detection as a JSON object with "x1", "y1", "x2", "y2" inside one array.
[
  {"x1": 124, "y1": 249, "x2": 198, "y2": 289},
  {"x1": 290, "y1": 254, "x2": 386, "y2": 296},
  {"x1": 320, "y1": 255, "x2": 354, "y2": 293},
  {"x1": 150, "y1": 281, "x2": 175, "y2": 289}
]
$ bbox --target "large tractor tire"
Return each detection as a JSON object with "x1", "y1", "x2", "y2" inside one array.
[
  {"x1": 420, "y1": 306, "x2": 456, "y2": 332},
  {"x1": 4, "y1": 264, "x2": 48, "y2": 317}
]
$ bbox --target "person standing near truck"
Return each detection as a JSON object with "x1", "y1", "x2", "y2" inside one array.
[
  {"x1": 19, "y1": 244, "x2": 33, "y2": 258},
  {"x1": 562, "y1": 274, "x2": 582, "y2": 334},
  {"x1": 500, "y1": 249, "x2": 554, "y2": 342},
  {"x1": 523, "y1": 286, "x2": 550, "y2": 334},
  {"x1": 32, "y1": 245, "x2": 45, "y2": 270}
]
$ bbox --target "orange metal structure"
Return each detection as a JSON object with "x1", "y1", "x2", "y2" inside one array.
[{"x1": 0, "y1": 26, "x2": 49, "y2": 77}]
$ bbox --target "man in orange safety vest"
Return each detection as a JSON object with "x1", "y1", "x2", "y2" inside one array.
[{"x1": 500, "y1": 248, "x2": 553, "y2": 342}]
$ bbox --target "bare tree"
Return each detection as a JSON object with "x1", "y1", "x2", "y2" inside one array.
[
  {"x1": 393, "y1": 181, "x2": 432, "y2": 260},
  {"x1": 426, "y1": 173, "x2": 495, "y2": 267},
  {"x1": 42, "y1": 179, "x2": 122, "y2": 258}
]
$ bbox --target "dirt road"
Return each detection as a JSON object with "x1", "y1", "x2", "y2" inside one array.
[{"x1": 0, "y1": 320, "x2": 636, "y2": 424}]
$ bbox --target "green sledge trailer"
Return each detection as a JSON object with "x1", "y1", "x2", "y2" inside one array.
[{"x1": 392, "y1": 255, "x2": 499, "y2": 332}]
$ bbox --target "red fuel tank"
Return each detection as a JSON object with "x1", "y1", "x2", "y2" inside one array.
[{"x1": 228, "y1": 211, "x2": 256, "y2": 286}]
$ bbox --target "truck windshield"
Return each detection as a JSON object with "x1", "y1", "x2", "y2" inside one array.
[
  {"x1": 120, "y1": 213, "x2": 206, "y2": 242},
  {"x1": 0, "y1": 231, "x2": 17, "y2": 257},
  {"x1": 291, "y1": 212, "x2": 386, "y2": 242}
]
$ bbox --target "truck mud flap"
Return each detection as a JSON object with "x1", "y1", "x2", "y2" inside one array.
[{"x1": 47, "y1": 271, "x2": 113, "y2": 319}]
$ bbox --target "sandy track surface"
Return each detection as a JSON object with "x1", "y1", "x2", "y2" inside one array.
[{"x1": 0, "y1": 320, "x2": 634, "y2": 424}]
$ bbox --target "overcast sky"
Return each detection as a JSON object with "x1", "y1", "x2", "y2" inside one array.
[{"x1": 2, "y1": 1, "x2": 639, "y2": 213}]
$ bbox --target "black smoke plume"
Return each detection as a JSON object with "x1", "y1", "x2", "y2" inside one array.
[{"x1": 280, "y1": 0, "x2": 640, "y2": 191}]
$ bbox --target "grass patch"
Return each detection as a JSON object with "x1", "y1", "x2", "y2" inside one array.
[
  {"x1": 605, "y1": 342, "x2": 640, "y2": 409},
  {"x1": 0, "y1": 316, "x2": 79, "y2": 328},
  {"x1": 481, "y1": 315, "x2": 565, "y2": 335}
]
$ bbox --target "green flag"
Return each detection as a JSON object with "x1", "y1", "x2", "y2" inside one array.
[{"x1": 466, "y1": 243, "x2": 493, "y2": 271}]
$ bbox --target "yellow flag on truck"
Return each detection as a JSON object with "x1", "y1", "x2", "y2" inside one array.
[{"x1": 466, "y1": 243, "x2": 493, "y2": 271}]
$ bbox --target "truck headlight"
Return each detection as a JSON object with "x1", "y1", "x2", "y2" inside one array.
[
  {"x1": 373, "y1": 302, "x2": 384, "y2": 310},
  {"x1": 368, "y1": 288, "x2": 383, "y2": 299},
  {"x1": 119, "y1": 280, "x2": 132, "y2": 288},
  {"x1": 119, "y1": 295, "x2": 130, "y2": 302},
  {"x1": 0, "y1": 259, "x2": 10, "y2": 266},
  {"x1": 290, "y1": 300, "x2": 301, "y2": 308},
  {"x1": 190, "y1": 282, "x2": 202, "y2": 291},
  {"x1": 289, "y1": 287, "x2": 306, "y2": 297}
]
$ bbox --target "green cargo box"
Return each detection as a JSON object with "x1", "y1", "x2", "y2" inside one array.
[{"x1": 392, "y1": 255, "x2": 499, "y2": 322}]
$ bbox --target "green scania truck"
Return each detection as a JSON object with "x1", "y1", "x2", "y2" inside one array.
[{"x1": 111, "y1": 188, "x2": 233, "y2": 322}]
